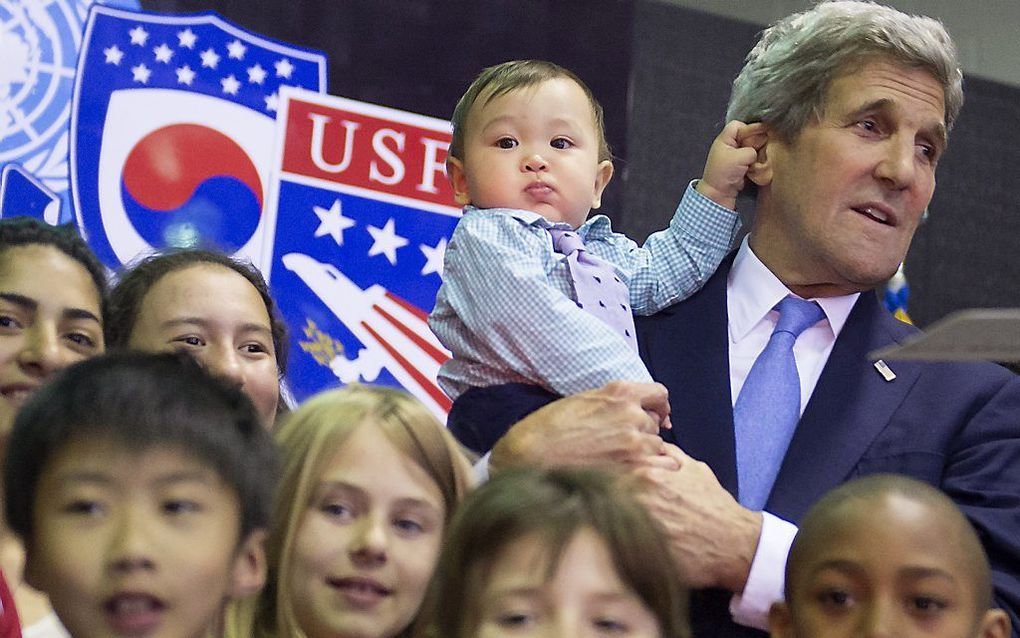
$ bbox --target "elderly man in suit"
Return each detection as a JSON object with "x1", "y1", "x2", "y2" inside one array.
[{"x1": 478, "y1": 2, "x2": 1020, "y2": 637}]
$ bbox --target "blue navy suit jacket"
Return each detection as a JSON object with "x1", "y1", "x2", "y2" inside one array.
[{"x1": 636, "y1": 257, "x2": 1020, "y2": 638}]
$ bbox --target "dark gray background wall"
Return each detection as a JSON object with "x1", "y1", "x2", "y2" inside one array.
[{"x1": 143, "y1": 0, "x2": 1020, "y2": 328}]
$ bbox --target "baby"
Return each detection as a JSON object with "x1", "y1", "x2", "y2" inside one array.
[{"x1": 429, "y1": 59, "x2": 763, "y2": 451}]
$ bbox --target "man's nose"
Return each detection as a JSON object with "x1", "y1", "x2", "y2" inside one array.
[{"x1": 874, "y1": 137, "x2": 918, "y2": 191}]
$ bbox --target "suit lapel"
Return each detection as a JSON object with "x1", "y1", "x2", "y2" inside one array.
[
  {"x1": 637, "y1": 256, "x2": 739, "y2": 495},
  {"x1": 767, "y1": 293, "x2": 922, "y2": 520}
]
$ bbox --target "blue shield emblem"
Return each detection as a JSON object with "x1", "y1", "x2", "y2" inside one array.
[
  {"x1": 267, "y1": 88, "x2": 459, "y2": 419},
  {"x1": 71, "y1": 6, "x2": 326, "y2": 269}
]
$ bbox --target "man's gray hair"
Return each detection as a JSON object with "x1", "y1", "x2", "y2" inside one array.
[{"x1": 727, "y1": 1, "x2": 963, "y2": 139}]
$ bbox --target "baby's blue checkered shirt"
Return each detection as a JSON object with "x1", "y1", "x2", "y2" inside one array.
[{"x1": 429, "y1": 183, "x2": 740, "y2": 399}]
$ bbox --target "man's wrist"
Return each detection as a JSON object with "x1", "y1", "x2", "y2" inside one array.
[
  {"x1": 729, "y1": 512, "x2": 799, "y2": 631},
  {"x1": 489, "y1": 425, "x2": 531, "y2": 473},
  {"x1": 719, "y1": 508, "x2": 764, "y2": 593}
]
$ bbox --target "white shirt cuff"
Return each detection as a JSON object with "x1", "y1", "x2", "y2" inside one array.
[
  {"x1": 728, "y1": 511, "x2": 798, "y2": 631},
  {"x1": 472, "y1": 451, "x2": 492, "y2": 485}
]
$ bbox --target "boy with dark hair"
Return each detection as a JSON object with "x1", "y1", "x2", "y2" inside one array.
[
  {"x1": 770, "y1": 474, "x2": 1010, "y2": 638},
  {"x1": 3, "y1": 351, "x2": 278, "y2": 638}
]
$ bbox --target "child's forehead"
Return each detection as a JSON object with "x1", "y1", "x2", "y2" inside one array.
[
  {"x1": 41, "y1": 436, "x2": 225, "y2": 488},
  {"x1": 478, "y1": 75, "x2": 580, "y2": 104},
  {"x1": 469, "y1": 77, "x2": 597, "y2": 127},
  {"x1": 798, "y1": 493, "x2": 972, "y2": 574},
  {"x1": 838, "y1": 492, "x2": 948, "y2": 532}
]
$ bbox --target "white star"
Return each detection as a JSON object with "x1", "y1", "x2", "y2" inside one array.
[
  {"x1": 221, "y1": 74, "x2": 241, "y2": 95},
  {"x1": 367, "y1": 219, "x2": 408, "y2": 266},
  {"x1": 274, "y1": 58, "x2": 294, "y2": 79},
  {"x1": 226, "y1": 39, "x2": 247, "y2": 59},
  {"x1": 131, "y1": 63, "x2": 151, "y2": 84},
  {"x1": 129, "y1": 26, "x2": 148, "y2": 46},
  {"x1": 420, "y1": 237, "x2": 448, "y2": 276},
  {"x1": 103, "y1": 45, "x2": 123, "y2": 65},
  {"x1": 247, "y1": 63, "x2": 267, "y2": 84},
  {"x1": 177, "y1": 28, "x2": 197, "y2": 49},
  {"x1": 176, "y1": 65, "x2": 196, "y2": 85},
  {"x1": 200, "y1": 48, "x2": 220, "y2": 69},
  {"x1": 312, "y1": 199, "x2": 356, "y2": 246},
  {"x1": 153, "y1": 43, "x2": 173, "y2": 63},
  {"x1": 264, "y1": 92, "x2": 279, "y2": 112}
]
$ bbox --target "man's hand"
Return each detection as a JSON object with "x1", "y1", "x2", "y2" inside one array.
[
  {"x1": 696, "y1": 120, "x2": 767, "y2": 210},
  {"x1": 489, "y1": 381, "x2": 677, "y2": 473},
  {"x1": 630, "y1": 444, "x2": 763, "y2": 592}
]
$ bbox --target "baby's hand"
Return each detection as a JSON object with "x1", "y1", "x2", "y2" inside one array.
[{"x1": 696, "y1": 120, "x2": 767, "y2": 210}]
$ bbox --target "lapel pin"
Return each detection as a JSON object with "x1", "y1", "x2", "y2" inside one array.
[{"x1": 874, "y1": 359, "x2": 896, "y2": 382}]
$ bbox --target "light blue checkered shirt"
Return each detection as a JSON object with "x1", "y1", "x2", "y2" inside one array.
[{"x1": 429, "y1": 183, "x2": 741, "y2": 399}]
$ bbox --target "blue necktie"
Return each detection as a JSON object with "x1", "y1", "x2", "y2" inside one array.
[
  {"x1": 734, "y1": 296, "x2": 825, "y2": 510},
  {"x1": 549, "y1": 228, "x2": 638, "y2": 351}
]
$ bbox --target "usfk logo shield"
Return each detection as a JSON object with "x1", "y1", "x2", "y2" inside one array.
[
  {"x1": 267, "y1": 88, "x2": 459, "y2": 419},
  {"x1": 71, "y1": 5, "x2": 327, "y2": 269}
]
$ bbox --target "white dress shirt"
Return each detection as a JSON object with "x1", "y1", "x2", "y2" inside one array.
[{"x1": 726, "y1": 237, "x2": 859, "y2": 629}]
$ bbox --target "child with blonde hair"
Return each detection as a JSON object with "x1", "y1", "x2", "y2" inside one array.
[{"x1": 226, "y1": 384, "x2": 474, "y2": 638}]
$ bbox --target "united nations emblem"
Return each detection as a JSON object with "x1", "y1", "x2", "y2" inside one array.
[{"x1": 0, "y1": 0, "x2": 87, "y2": 204}]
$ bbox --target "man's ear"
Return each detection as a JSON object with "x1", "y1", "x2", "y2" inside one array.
[
  {"x1": 590, "y1": 160, "x2": 615, "y2": 210},
  {"x1": 229, "y1": 529, "x2": 268, "y2": 599},
  {"x1": 746, "y1": 124, "x2": 776, "y2": 187},
  {"x1": 977, "y1": 608, "x2": 1011, "y2": 638},
  {"x1": 768, "y1": 601, "x2": 793, "y2": 638},
  {"x1": 447, "y1": 156, "x2": 472, "y2": 206}
]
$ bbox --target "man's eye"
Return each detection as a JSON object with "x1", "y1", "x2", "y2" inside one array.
[
  {"x1": 0, "y1": 315, "x2": 21, "y2": 330},
  {"x1": 917, "y1": 144, "x2": 938, "y2": 163},
  {"x1": 856, "y1": 119, "x2": 879, "y2": 133},
  {"x1": 496, "y1": 137, "x2": 517, "y2": 149},
  {"x1": 551, "y1": 137, "x2": 573, "y2": 149},
  {"x1": 175, "y1": 335, "x2": 204, "y2": 347}
]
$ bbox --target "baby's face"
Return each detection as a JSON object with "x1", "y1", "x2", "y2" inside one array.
[
  {"x1": 770, "y1": 494, "x2": 1008, "y2": 638},
  {"x1": 471, "y1": 527, "x2": 661, "y2": 638},
  {"x1": 449, "y1": 78, "x2": 613, "y2": 229},
  {"x1": 26, "y1": 437, "x2": 263, "y2": 638}
]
